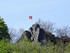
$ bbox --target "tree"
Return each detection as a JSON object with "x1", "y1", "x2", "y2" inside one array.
[
  {"x1": 8, "y1": 28, "x2": 24, "y2": 43},
  {"x1": 15, "y1": 28, "x2": 24, "y2": 42},
  {"x1": 0, "y1": 17, "x2": 10, "y2": 41},
  {"x1": 37, "y1": 19, "x2": 55, "y2": 33},
  {"x1": 56, "y1": 26, "x2": 70, "y2": 37},
  {"x1": 8, "y1": 27, "x2": 17, "y2": 42},
  {"x1": 56, "y1": 26, "x2": 70, "y2": 45}
]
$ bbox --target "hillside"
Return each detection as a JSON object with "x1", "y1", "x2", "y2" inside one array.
[{"x1": 0, "y1": 17, "x2": 70, "y2": 53}]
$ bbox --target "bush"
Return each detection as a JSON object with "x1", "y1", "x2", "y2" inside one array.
[
  {"x1": 11, "y1": 37, "x2": 59, "y2": 53},
  {"x1": 0, "y1": 36, "x2": 70, "y2": 53},
  {"x1": 12, "y1": 37, "x2": 41, "y2": 53},
  {"x1": 0, "y1": 40, "x2": 12, "y2": 53}
]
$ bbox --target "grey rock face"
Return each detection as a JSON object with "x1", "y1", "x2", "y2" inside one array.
[
  {"x1": 24, "y1": 23, "x2": 55, "y2": 45},
  {"x1": 29, "y1": 23, "x2": 40, "y2": 42},
  {"x1": 19, "y1": 23, "x2": 70, "y2": 46}
]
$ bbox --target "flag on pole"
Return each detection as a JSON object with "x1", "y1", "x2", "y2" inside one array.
[{"x1": 29, "y1": 16, "x2": 32, "y2": 19}]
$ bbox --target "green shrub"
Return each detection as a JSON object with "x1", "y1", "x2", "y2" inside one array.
[
  {"x1": 64, "y1": 43, "x2": 70, "y2": 53},
  {"x1": 12, "y1": 37, "x2": 57, "y2": 53},
  {"x1": 0, "y1": 40, "x2": 12, "y2": 53},
  {"x1": 1, "y1": 36, "x2": 70, "y2": 53}
]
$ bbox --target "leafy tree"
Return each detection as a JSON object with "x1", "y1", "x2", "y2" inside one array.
[{"x1": 0, "y1": 17, "x2": 10, "y2": 41}]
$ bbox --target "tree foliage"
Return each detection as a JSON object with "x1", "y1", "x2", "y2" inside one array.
[{"x1": 0, "y1": 17, "x2": 10, "y2": 41}]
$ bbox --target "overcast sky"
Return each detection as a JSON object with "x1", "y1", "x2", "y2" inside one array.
[{"x1": 0, "y1": 0, "x2": 70, "y2": 30}]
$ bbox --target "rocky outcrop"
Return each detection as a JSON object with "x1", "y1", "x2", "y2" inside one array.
[
  {"x1": 24, "y1": 23, "x2": 56, "y2": 45},
  {"x1": 19, "y1": 23, "x2": 70, "y2": 46}
]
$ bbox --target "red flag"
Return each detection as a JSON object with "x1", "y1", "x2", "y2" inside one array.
[{"x1": 29, "y1": 16, "x2": 32, "y2": 19}]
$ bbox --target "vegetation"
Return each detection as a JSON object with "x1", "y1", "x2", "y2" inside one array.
[
  {"x1": 0, "y1": 17, "x2": 10, "y2": 41},
  {"x1": 0, "y1": 36, "x2": 70, "y2": 53},
  {"x1": 0, "y1": 17, "x2": 70, "y2": 53},
  {"x1": 0, "y1": 40, "x2": 12, "y2": 53}
]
